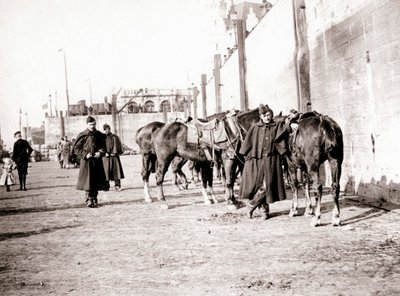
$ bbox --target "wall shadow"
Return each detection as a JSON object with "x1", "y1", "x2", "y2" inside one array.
[{"x1": 344, "y1": 175, "x2": 400, "y2": 205}]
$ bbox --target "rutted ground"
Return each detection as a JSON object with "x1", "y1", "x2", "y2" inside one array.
[{"x1": 0, "y1": 155, "x2": 399, "y2": 296}]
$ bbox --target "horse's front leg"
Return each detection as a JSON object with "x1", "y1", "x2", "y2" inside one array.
[
  {"x1": 224, "y1": 158, "x2": 240, "y2": 210},
  {"x1": 155, "y1": 161, "x2": 170, "y2": 209},
  {"x1": 200, "y1": 163, "x2": 218, "y2": 204}
]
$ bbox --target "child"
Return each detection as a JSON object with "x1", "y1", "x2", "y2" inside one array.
[{"x1": 0, "y1": 157, "x2": 17, "y2": 192}]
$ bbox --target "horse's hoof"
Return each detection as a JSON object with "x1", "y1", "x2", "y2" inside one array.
[
  {"x1": 288, "y1": 210, "x2": 299, "y2": 217},
  {"x1": 304, "y1": 211, "x2": 314, "y2": 217},
  {"x1": 144, "y1": 198, "x2": 153, "y2": 203},
  {"x1": 310, "y1": 217, "x2": 321, "y2": 227},
  {"x1": 332, "y1": 217, "x2": 341, "y2": 226},
  {"x1": 160, "y1": 203, "x2": 170, "y2": 210},
  {"x1": 227, "y1": 203, "x2": 240, "y2": 211},
  {"x1": 204, "y1": 199, "x2": 212, "y2": 205},
  {"x1": 212, "y1": 198, "x2": 219, "y2": 204}
]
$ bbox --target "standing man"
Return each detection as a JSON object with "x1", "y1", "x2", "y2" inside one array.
[
  {"x1": 102, "y1": 124, "x2": 124, "y2": 191},
  {"x1": 12, "y1": 131, "x2": 33, "y2": 191},
  {"x1": 239, "y1": 104, "x2": 290, "y2": 219},
  {"x1": 72, "y1": 116, "x2": 109, "y2": 208}
]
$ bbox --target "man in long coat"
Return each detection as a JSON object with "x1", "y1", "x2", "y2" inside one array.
[
  {"x1": 12, "y1": 131, "x2": 33, "y2": 191},
  {"x1": 73, "y1": 116, "x2": 109, "y2": 207},
  {"x1": 239, "y1": 104, "x2": 290, "y2": 219},
  {"x1": 102, "y1": 124, "x2": 124, "y2": 191}
]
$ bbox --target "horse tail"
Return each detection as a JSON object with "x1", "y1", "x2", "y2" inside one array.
[
  {"x1": 135, "y1": 126, "x2": 143, "y2": 145},
  {"x1": 319, "y1": 116, "x2": 339, "y2": 154}
]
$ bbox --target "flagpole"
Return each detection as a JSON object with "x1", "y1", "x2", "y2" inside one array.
[
  {"x1": 19, "y1": 108, "x2": 22, "y2": 132},
  {"x1": 49, "y1": 94, "x2": 53, "y2": 117}
]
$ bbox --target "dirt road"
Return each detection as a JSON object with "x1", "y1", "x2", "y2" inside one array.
[{"x1": 1, "y1": 155, "x2": 399, "y2": 295}]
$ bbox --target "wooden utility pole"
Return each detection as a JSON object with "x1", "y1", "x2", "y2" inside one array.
[
  {"x1": 214, "y1": 54, "x2": 222, "y2": 113},
  {"x1": 237, "y1": 19, "x2": 248, "y2": 111},
  {"x1": 201, "y1": 74, "x2": 207, "y2": 118},
  {"x1": 192, "y1": 86, "x2": 198, "y2": 120},
  {"x1": 111, "y1": 94, "x2": 118, "y2": 134},
  {"x1": 293, "y1": 0, "x2": 311, "y2": 112},
  {"x1": 60, "y1": 111, "x2": 65, "y2": 138}
]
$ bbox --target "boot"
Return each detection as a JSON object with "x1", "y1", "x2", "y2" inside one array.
[
  {"x1": 19, "y1": 176, "x2": 23, "y2": 190},
  {"x1": 6, "y1": 185, "x2": 10, "y2": 192},
  {"x1": 92, "y1": 192, "x2": 99, "y2": 207},
  {"x1": 85, "y1": 192, "x2": 94, "y2": 208},
  {"x1": 23, "y1": 175, "x2": 27, "y2": 191}
]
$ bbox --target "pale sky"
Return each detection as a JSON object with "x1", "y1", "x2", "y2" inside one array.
[{"x1": 0, "y1": 0, "x2": 222, "y2": 148}]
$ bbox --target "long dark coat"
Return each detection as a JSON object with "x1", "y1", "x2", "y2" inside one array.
[
  {"x1": 12, "y1": 139, "x2": 33, "y2": 175},
  {"x1": 239, "y1": 120, "x2": 289, "y2": 204},
  {"x1": 73, "y1": 129, "x2": 109, "y2": 191},
  {"x1": 102, "y1": 133, "x2": 125, "y2": 181}
]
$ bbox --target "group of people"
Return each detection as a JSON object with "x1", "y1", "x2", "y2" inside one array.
[
  {"x1": 2, "y1": 105, "x2": 291, "y2": 219},
  {"x1": 0, "y1": 117, "x2": 125, "y2": 208}
]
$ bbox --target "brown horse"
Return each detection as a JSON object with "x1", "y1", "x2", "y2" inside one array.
[
  {"x1": 135, "y1": 121, "x2": 189, "y2": 202},
  {"x1": 278, "y1": 111, "x2": 344, "y2": 226},
  {"x1": 153, "y1": 120, "x2": 221, "y2": 209}
]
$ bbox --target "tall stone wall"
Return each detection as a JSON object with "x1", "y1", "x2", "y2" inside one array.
[
  {"x1": 306, "y1": 0, "x2": 400, "y2": 203},
  {"x1": 203, "y1": 0, "x2": 400, "y2": 203}
]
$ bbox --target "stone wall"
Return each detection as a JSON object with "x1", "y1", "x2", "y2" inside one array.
[{"x1": 203, "y1": 0, "x2": 400, "y2": 203}]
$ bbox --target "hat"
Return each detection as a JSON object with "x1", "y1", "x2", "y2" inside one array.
[
  {"x1": 103, "y1": 123, "x2": 111, "y2": 130},
  {"x1": 259, "y1": 104, "x2": 274, "y2": 116},
  {"x1": 14, "y1": 131, "x2": 21, "y2": 137},
  {"x1": 86, "y1": 116, "x2": 96, "y2": 123}
]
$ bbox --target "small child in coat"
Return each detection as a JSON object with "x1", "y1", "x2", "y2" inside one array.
[{"x1": 0, "y1": 157, "x2": 17, "y2": 192}]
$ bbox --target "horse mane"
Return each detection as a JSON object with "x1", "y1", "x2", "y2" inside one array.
[{"x1": 236, "y1": 108, "x2": 258, "y2": 119}]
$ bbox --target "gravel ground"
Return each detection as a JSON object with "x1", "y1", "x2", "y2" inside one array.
[{"x1": 0, "y1": 155, "x2": 399, "y2": 296}]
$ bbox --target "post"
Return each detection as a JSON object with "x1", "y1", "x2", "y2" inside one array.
[
  {"x1": 237, "y1": 19, "x2": 248, "y2": 111},
  {"x1": 111, "y1": 94, "x2": 118, "y2": 134},
  {"x1": 49, "y1": 94, "x2": 53, "y2": 117},
  {"x1": 292, "y1": 0, "x2": 311, "y2": 112},
  {"x1": 187, "y1": 89, "x2": 192, "y2": 117},
  {"x1": 19, "y1": 109, "x2": 22, "y2": 133},
  {"x1": 214, "y1": 54, "x2": 222, "y2": 113},
  {"x1": 201, "y1": 74, "x2": 207, "y2": 118},
  {"x1": 55, "y1": 91, "x2": 58, "y2": 117},
  {"x1": 192, "y1": 86, "x2": 198, "y2": 120},
  {"x1": 60, "y1": 111, "x2": 65, "y2": 138},
  {"x1": 59, "y1": 49, "x2": 71, "y2": 116}
]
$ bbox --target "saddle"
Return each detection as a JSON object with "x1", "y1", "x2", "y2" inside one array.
[{"x1": 186, "y1": 117, "x2": 229, "y2": 161}]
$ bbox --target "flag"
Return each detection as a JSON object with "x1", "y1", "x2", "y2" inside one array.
[{"x1": 42, "y1": 103, "x2": 48, "y2": 110}]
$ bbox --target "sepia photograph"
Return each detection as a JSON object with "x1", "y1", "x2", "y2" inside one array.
[{"x1": 0, "y1": 0, "x2": 399, "y2": 295}]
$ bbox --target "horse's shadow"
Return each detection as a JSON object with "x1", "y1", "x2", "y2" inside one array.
[{"x1": 285, "y1": 197, "x2": 400, "y2": 226}]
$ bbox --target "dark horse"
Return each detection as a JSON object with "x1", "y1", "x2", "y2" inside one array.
[
  {"x1": 135, "y1": 121, "x2": 189, "y2": 203},
  {"x1": 277, "y1": 111, "x2": 344, "y2": 226},
  {"x1": 215, "y1": 108, "x2": 261, "y2": 204}
]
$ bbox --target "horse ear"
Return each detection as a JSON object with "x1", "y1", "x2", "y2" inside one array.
[{"x1": 279, "y1": 111, "x2": 282, "y2": 116}]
